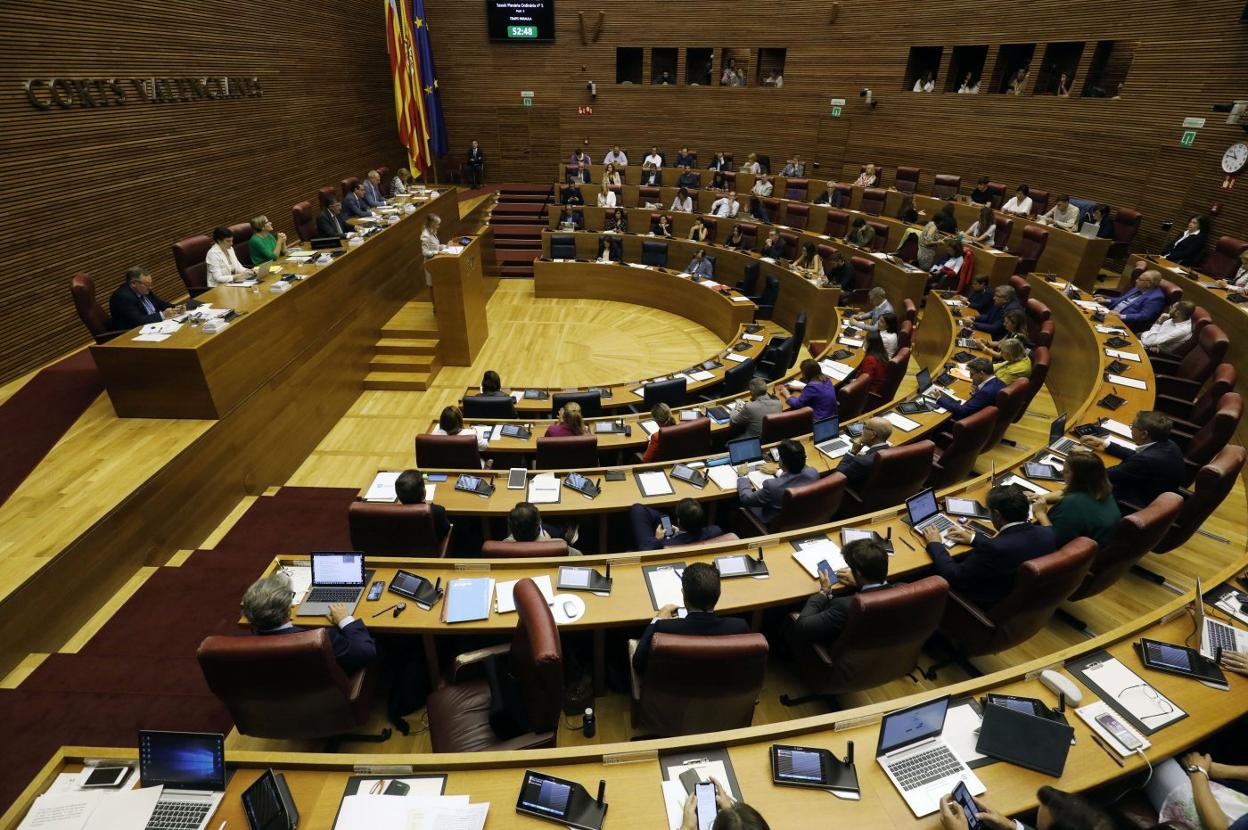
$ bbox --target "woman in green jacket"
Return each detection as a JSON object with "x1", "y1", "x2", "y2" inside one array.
[
  {"x1": 247, "y1": 215, "x2": 287, "y2": 265},
  {"x1": 1029, "y1": 450, "x2": 1121, "y2": 546}
]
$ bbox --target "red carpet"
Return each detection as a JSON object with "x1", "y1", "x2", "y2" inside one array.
[
  {"x1": 0, "y1": 487, "x2": 357, "y2": 810},
  {"x1": 0, "y1": 349, "x2": 103, "y2": 508}
]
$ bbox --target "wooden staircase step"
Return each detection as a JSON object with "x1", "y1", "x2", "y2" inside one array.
[
  {"x1": 368, "y1": 354, "x2": 440, "y2": 373},
  {"x1": 375, "y1": 337, "x2": 438, "y2": 355},
  {"x1": 380, "y1": 302, "x2": 438, "y2": 337},
  {"x1": 363, "y1": 371, "x2": 433, "y2": 391}
]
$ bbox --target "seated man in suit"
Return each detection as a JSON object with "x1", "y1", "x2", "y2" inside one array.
[
  {"x1": 628, "y1": 497, "x2": 724, "y2": 551},
  {"x1": 823, "y1": 248, "x2": 856, "y2": 290},
  {"x1": 920, "y1": 484, "x2": 1056, "y2": 609},
  {"x1": 395, "y1": 469, "x2": 450, "y2": 542},
  {"x1": 677, "y1": 166, "x2": 700, "y2": 190},
  {"x1": 729, "y1": 377, "x2": 782, "y2": 439},
  {"x1": 972, "y1": 285, "x2": 1022, "y2": 337},
  {"x1": 632, "y1": 562, "x2": 750, "y2": 675},
  {"x1": 640, "y1": 162, "x2": 661, "y2": 186},
  {"x1": 1080, "y1": 410, "x2": 1185, "y2": 507},
  {"x1": 363, "y1": 170, "x2": 388, "y2": 208},
  {"x1": 852, "y1": 287, "x2": 895, "y2": 330},
  {"x1": 931, "y1": 358, "x2": 1004, "y2": 419},
  {"x1": 342, "y1": 181, "x2": 374, "y2": 223},
  {"x1": 760, "y1": 229, "x2": 787, "y2": 259},
  {"x1": 1102, "y1": 269, "x2": 1166, "y2": 332},
  {"x1": 241, "y1": 572, "x2": 377, "y2": 674},
  {"x1": 109, "y1": 267, "x2": 179, "y2": 330},
  {"x1": 790, "y1": 537, "x2": 891, "y2": 645},
  {"x1": 835, "y1": 417, "x2": 893, "y2": 489},
  {"x1": 316, "y1": 197, "x2": 352, "y2": 239},
  {"x1": 504, "y1": 501, "x2": 582, "y2": 555},
  {"x1": 685, "y1": 248, "x2": 714, "y2": 278},
  {"x1": 736, "y1": 439, "x2": 819, "y2": 525},
  {"x1": 965, "y1": 274, "x2": 993, "y2": 314}
]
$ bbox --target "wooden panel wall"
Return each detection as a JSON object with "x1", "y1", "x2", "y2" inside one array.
[
  {"x1": 424, "y1": 0, "x2": 1248, "y2": 256},
  {"x1": 0, "y1": 2, "x2": 406, "y2": 384}
]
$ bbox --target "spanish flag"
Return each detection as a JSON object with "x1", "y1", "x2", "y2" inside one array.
[{"x1": 385, "y1": 0, "x2": 447, "y2": 176}]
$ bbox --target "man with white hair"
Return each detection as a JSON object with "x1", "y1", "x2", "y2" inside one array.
[
  {"x1": 241, "y1": 572, "x2": 376, "y2": 674},
  {"x1": 730, "y1": 377, "x2": 783, "y2": 438},
  {"x1": 362, "y1": 169, "x2": 388, "y2": 208}
]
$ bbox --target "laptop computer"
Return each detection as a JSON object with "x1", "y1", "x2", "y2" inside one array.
[
  {"x1": 898, "y1": 369, "x2": 935, "y2": 415},
  {"x1": 875, "y1": 696, "x2": 984, "y2": 817},
  {"x1": 904, "y1": 488, "x2": 957, "y2": 543},
  {"x1": 1196, "y1": 576, "x2": 1248, "y2": 660},
  {"x1": 727, "y1": 436, "x2": 765, "y2": 466},
  {"x1": 1046, "y1": 412, "x2": 1082, "y2": 455},
  {"x1": 295, "y1": 552, "x2": 369, "y2": 617},
  {"x1": 139, "y1": 731, "x2": 227, "y2": 830},
  {"x1": 813, "y1": 416, "x2": 852, "y2": 459}
]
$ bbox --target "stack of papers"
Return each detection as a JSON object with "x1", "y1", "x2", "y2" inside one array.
[
  {"x1": 527, "y1": 473, "x2": 560, "y2": 504},
  {"x1": 639, "y1": 419, "x2": 660, "y2": 436},
  {"x1": 1104, "y1": 348, "x2": 1141, "y2": 362},
  {"x1": 883, "y1": 412, "x2": 922, "y2": 431},
  {"x1": 725, "y1": 353, "x2": 749, "y2": 363},
  {"x1": 443, "y1": 578, "x2": 495, "y2": 624},
  {"x1": 16, "y1": 786, "x2": 163, "y2": 830},
  {"x1": 746, "y1": 469, "x2": 773, "y2": 490},
  {"x1": 688, "y1": 369, "x2": 716, "y2": 381},
  {"x1": 838, "y1": 336, "x2": 865, "y2": 348},
  {"x1": 820, "y1": 360, "x2": 855, "y2": 381},
  {"x1": 1101, "y1": 419, "x2": 1134, "y2": 439},
  {"x1": 496, "y1": 574, "x2": 555, "y2": 613},
  {"x1": 730, "y1": 295, "x2": 753, "y2": 303},
  {"x1": 1106, "y1": 374, "x2": 1147, "y2": 390},
  {"x1": 334, "y1": 793, "x2": 488, "y2": 830},
  {"x1": 707, "y1": 466, "x2": 739, "y2": 490},
  {"x1": 364, "y1": 471, "x2": 400, "y2": 502},
  {"x1": 791, "y1": 537, "x2": 846, "y2": 578},
  {"x1": 742, "y1": 333, "x2": 764, "y2": 342}
]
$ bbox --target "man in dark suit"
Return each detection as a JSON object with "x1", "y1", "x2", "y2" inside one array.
[
  {"x1": 242, "y1": 572, "x2": 377, "y2": 674},
  {"x1": 835, "y1": 417, "x2": 893, "y2": 490},
  {"x1": 396, "y1": 468, "x2": 450, "y2": 542},
  {"x1": 737, "y1": 439, "x2": 819, "y2": 525},
  {"x1": 316, "y1": 197, "x2": 351, "y2": 239},
  {"x1": 342, "y1": 182, "x2": 373, "y2": 222},
  {"x1": 972, "y1": 285, "x2": 1022, "y2": 337},
  {"x1": 790, "y1": 537, "x2": 892, "y2": 645},
  {"x1": 932, "y1": 358, "x2": 1005, "y2": 419},
  {"x1": 467, "y1": 140, "x2": 485, "y2": 188},
  {"x1": 965, "y1": 274, "x2": 993, "y2": 314},
  {"x1": 1160, "y1": 216, "x2": 1208, "y2": 266},
  {"x1": 628, "y1": 497, "x2": 724, "y2": 551},
  {"x1": 921, "y1": 484, "x2": 1056, "y2": 609},
  {"x1": 108, "y1": 267, "x2": 177, "y2": 330},
  {"x1": 1081, "y1": 410, "x2": 1185, "y2": 508},
  {"x1": 363, "y1": 170, "x2": 388, "y2": 208},
  {"x1": 631, "y1": 562, "x2": 750, "y2": 675},
  {"x1": 1104, "y1": 270, "x2": 1166, "y2": 332}
]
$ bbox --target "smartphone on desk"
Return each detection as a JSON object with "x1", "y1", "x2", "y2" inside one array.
[{"x1": 426, "y1": 473, "x2": 448, "y2": 482}]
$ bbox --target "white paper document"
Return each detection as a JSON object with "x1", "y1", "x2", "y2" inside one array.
[
  {"x1": 637, "y1": 470, "x2": 674, "y2": 497},
  {"x1": 281, "y1": 563, "x2": 313, "y2": 599},
  {"x1": 1104, "y1": 348, "x2": 1141, "y2": 362},
  {"x1": 1101, "y1": 419, "x2": 1134, "y2": 438},
  {"x1": 140, "y1": 320, "x2": 180, "y2": 335},
  {"x1": 364, "y1": 471, "x2": 401, "y2": 502},
  {"x1": 16, "y1": 790, "x2": 100, "y2": 830},
  {"x1": 746, "y1": 469, "x2": 773, "y2": 490},
  {"x1": 131, "y1": 333, "x2": 171, "y2": 342},
  {"x1": 707, "y1": 466, "x2": 739, "y2": 491},
  {"x1": 730, "y1": 295, "x2": 753, "y2": 303},
  {"x1": 496, "y1": 574, "x2": 554, "y2": 613},
  {"x1": 838, "y1": 336, "x2": 865, "y2": 348},
  {"x1": 791, "y1": 538, "x2": 846, "y2": 578},
  {"x1": 1106, "y1": 374, "x2": 1146, "y2": 390},
  {"x1": 334, "y1": 794, "x2": 488, "y2": 830},
  {"x1": 742, "y1": 333, "x2": 764, "y2": 342},
  {"x1": 820, "y1": 360, "x2": 855, "y2": 381},
  {"x1": 883, "y1": 412, "x2": 922, "y2": 432},
  {"x1": 996, "y1": 474, "x2": 1050, "y2": 495},
  {"x1": 725, "y1": 353, "x2": 749, "y2": 363},
  {"x1": 688, "y1": 370, "x2": 716, "y2": 381},
  {"x1": 942, "y1": 703, "x2": 987, "y2": 764},
  {"x1": 639, "y1": 419, "x2": 660, "y2": 436},
  {"x1": 84, "y1": 786, "x2": 163, "y2": 830},
  {"x1": 647, "y1": 566, "x2": 686, "y2": 609},
  {"x1": 661, "y1": 779, "x2": 688, "y2": 830},
  {"x1": 527, "y1": 473, "x2": 561, "y2": 504},
  {"x1": 1079, "y1": 658, "x2": 1185, "y2": 729}
]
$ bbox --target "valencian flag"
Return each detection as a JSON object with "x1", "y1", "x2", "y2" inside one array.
[{"x1": 385, "y1": 0, "x2": 448, "y2": 176}]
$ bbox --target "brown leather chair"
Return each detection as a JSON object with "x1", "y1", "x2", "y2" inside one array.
[
  {"x1": 648, "y1": 418, "x2": 711, "y2": 462},
  {"x1": 902, "y1": 298, "x2": 918, "y2": 324},
  {"x1": 1178, "y1": 392, "x2": 1242, "y2": 485},
  {"x1": 292, "y1": 201, "x2": 318, "y2": 243},
  {"x1": 985, "y1": 182, "x2": 1007, "y2": 209},
  {"x1": 70, "y1": 273, "x2": 126, "y2": 343},
  {"x1": 1033, "y1": 319, "x2": 1055, "y2": 349},
  {"x1": 894, "y1": 166, "x2": 920, "y2": 194},
  {"x1": 785, "y1": 203, "x2": 810, "y2": 230},
  {"x1": 1012, "y1": 226, "x2": 1048, "y2": 274},
  {"x1": 1157, "y1": 279, "x2": 1184, "y2": 307},
  {"x1": 415, "y1": 434, "x2": 482, "y2": 469},
  {"x1": 171, "y1": 234, "x2": 213, "y2": 296},
  {"x1": 992, "y1": 216, "x2": 1014, "y2": 250},
  {"x1": 832, "y1": 183, "x2": 853, "y2": 206},
  {"x1": 1107, "y1": 208, "x2": 1142, "y2": 261},
  {"x1": 1165, "y1": 306, "x2": 1210, "y2": 360},
  {"x1": 481, "y1": 539, "x2": 570, "y2": 558},
  {"x1": 760, "y1": 407, "x2": 813, "y2": 444},
  {"x1": 896, "y1": 319, "x2": 914, "y2": 350},
  {"x1": 865, "y1": 346, "x2": 911, "y2": 410},
  {"x1": 1153, "y1": 445, "x2": 1246, "y2": 554},
  {"x1": 1155, "y1": 363, "x2": 1235, "y2": 431},
  {"x1": 1152, "y1": 325, "x2": 1228, "y2": 400},
  {"x1": 932, "y1": 174, "x2": 961, "y2": 200},
  {"x1": 638, "y1": 186, "x2": 660, "y2": 203},
  {"x1": 630, "y1": 632, "x2": 768, "y2": 737},
  {"x1": 844, "y1": 256, "x2": 875, "y2": 306},
  {"x1": 785, "y1": 576, "x2": 949, "y2": 704},
  {"x1": 1015, "y1": 345, "x2": 1050, "y2": 420},
  {"x1": 318, "y1": 185, "x2": 337, "y2": 209},
  {"x1": 535, "y1": 435, "x2": 599, "y2": 469},
  {"x1": 1028, "y1": 189, "x2": 1050, "y2": 217},
  {"x1": 736, "y1": 222, "x2": 759, "y2": 249},
  {"x1": 228, "y1": 221, "x2": 255, "y2": 267},
  {"x1": 928, "y1": 538, "x2": 1097, "y2": 676},
  {"x1": 375, "y1": 166, "x2": 392, "y2": 196},
  {"x1": 197, "y1": 629, "x2": 385, "y2": 743},
  {"x1": 1008, "y1": 274, "x2": 1032, "y2": 305},
  {"x1": 930, "y1": 406, "x2": 998, "y2": 488},
  {"x1": 341, "y1": 176, "x2": 360, "y2": 197},
  {"x1": 824, "y1": 209, "x2": 849, "y2": 239},
  {"x1": 348, "y1": 502, "x2": 452, "y2": 557},
  {"x1": 836, "y1": 374, "x2": 872, "y2": 420},
  {"x1": 1025, "y1": 298, "x2": 1051, "y2": 339},
  {"x1": 741, "y1": 472, "x2": 847, "y2": 535},
  {"x1": 1068, "y1": 493, "x2": 1183, "y2": 601},
  {"x1": 866, "y1": 220, "x2": 890, "y2": 252},
  {"x1": 861, "y1": 188, "x2": 887, "y2": 215},
  {"x1": 983, "y1": 379, "x2": 1029, "y2": 447},
  {"x1": 774, "y1": 230, "x2": 797, "y2": 259},
  {"x1": 895, "y1": 233, "x2": 919, "y2": 265},
  {"x1": 840, "y1": 441, "x2": 935, "y2": 517},
  {"x1": 1202, "y1": 236, "x2": 1248, "y2": 280},
  {"x1": 427, "y1": 579, "x2": 563, "y2": 751},
  {"x1": 785, "y1": 179, "x2": 809, "y2": 201}
]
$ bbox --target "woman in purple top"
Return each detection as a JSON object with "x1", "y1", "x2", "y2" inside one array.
[
  {"x1": 782, "y1": 359, "x2": 839, "y2": 421},
  {"x1": 545, "y1": 401, "x2": 588, "y2": 437}
]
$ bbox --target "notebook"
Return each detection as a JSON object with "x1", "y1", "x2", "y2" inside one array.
[{"x1": 442, "y1": 577, "x2": 496, "y2": 623}]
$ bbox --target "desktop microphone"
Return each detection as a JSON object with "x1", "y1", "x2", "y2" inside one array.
[
  {"x1": 433, "y1": 577, "x2": 442, "y2": 597},
  {"x1": 605, "y1": 561, "x2": 612, "y2": 582},
  {"x1": 1058, "y1": 692, "x2": 1066, "y2": 714},
  {"x1": 756, "y1": 545, "x2": 764, "y2": 564},
  {"x1": 845, "y1": 741, "x2": 854, "y2": 765},
  {"x1": 596, "y1": 779, "x2": 606, "y2": 807}
]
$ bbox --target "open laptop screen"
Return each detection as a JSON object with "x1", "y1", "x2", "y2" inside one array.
[
  {"x1": 1048, "y1": 413, "x2": 1068, "y2": 445},
  {"x1": 877, "y1": 696, "x2": 950, "y2": 756},
  {"x1": 813, "y1": 417, "x2": 840, "y2": 443},
  {"x1": 311, "y1": 552, "x2": 365, "y2": 586},
  {"x1": 915, "y1": 367, "x2": 932, "y2": 393},
  {"x1": 140, "y1": 731, "x2": 226, "y2": 791},
  {"x1": 728, "y1": 437, "x2": 764, "y2": 465},
  {"x1": 905, "y1": 488, "x2": 940, "y2": 526}
]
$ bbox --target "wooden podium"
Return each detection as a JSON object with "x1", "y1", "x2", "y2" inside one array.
[{"x1": 428, "y1": 234, "x2": 488, "y2": 364}]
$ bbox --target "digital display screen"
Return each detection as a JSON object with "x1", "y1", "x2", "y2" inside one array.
[
  {"x1": 486, "y1": 0, "x2": 556, "y2": 41},
  {"x1": 310, "y1": 552, "x2": 363, "y2": 585},
  {"x1": 728, "y1": 437, "x2": 763, "y2": 465},
  {"x1": 775, "y1": 747, "x2": 825, "y2": 782},
  {"x1": 520, "y1": 773, "x2": 572, "y2": 817},
  {"x1": 1146, "y1": 641, "x2": 1192, "y2": 671},
  {"x1": 813, "y1": 417, "x2": 840, "y2": 442},
  {"x1": 878, "y1": 697, "x2": 949, "y2": 754},
  {"x1": 139, "y1": 731, "x2": 225, "y2": 791},
  {"x1": 906, "y1": 489, "x2": 939, "y2": 524}
]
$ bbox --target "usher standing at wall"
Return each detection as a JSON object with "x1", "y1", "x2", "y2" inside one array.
[{"x1": 466, "y1": 140, "x2": 485, "y2": 189}]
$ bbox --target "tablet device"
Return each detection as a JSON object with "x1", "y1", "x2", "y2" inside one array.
[
  {"x1": 242, "y1": 769, "x2": 299, "y2": 830},
  {"x1": 944, "y1": 497, "x2": 991, "y2": 519},
  {"x1": 671, "y1": 464, "x2": 707, "y2": 488},
  {"x1": 1023, "y1": 462, "x2": 1064, "y2": 481},
  {"x1": 983, "y1": 693, "x2": 1045, "y2": 717},
  {"x1": 1137, "y1": 638, "x2": 1227, "y2": 684},
  {"x1": 975, "y1": 703, "x2": 1073, "y2": 777},
  {"x1": 769, "y1": 744, "x2": 858, "y2": 794}
]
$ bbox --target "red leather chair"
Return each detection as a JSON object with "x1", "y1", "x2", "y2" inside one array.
[
  {"x1": 415, "y1": 434, "x2": 482, "y2": 469},
  {"x1": 1014, "y1": 345, "x2": 1050, "y2": 421},
  {"x1": 649, "y1": 419, "x2": 711, "y2": 462},
  {"x1": 638, "y1": 186, "x2": 660, "y2": 203},
  {"x1": 902, "y1": 298, "x2": 918, "y2": 324},
  {"x1": 777, "y1": 230, "x2": 799, "y2": 259},
  {"x1": 1067, "y1": 493, "x2": 1183, "y2": 601},
  {"x1": 375, "y1": 166, "x2": 391, "y2": 196},
  {"x1": 832, "y1": 183, "x2": 853, "y2": 205},
  {"x1": 318, "y1": 185, "x2": 337, "y2": 209},
  {"x1": 1028, "y1": 189, "x2": 1049, "y2": 217},
  {"x1": 840, "y1": 440, "x2": 935, "y2": 517},
  {"x1": 1166, "y1": 306, "x2": 1210, "y2": 359},
  {"x1": 760, "y1": 408, "x2": 813, "y2": 443},
  {"x1": 292, "y1": 201, "x2": 317, "y2": 243},
  {"x1": 1025, "y1": 299, "x2": 1050, "y2": 336},
  {"x1": 865, "y1": 346, "x2": 911, "y2": 411},
  {"x1": 1151, "y1": 325, "x2": 1228, "y2": 399},
  {"x1": 824, "y1": 209, "x2": 850, "y2": 239},
  {"x1": 427, "y1": 579, "x2": 562, "y2": 751},
  {"x1": 740, "y1": 472, "x2": 847, "y2": 535},
  {"x1": 171, "y1": 234, "x2": 213, "y2": 296},
  {"x1": 985, "y1": 182, "x2": 1007, "y2": 208},
  {"x1": 1012, "y1": 226, "x2": 1048, "y2": 274},
  {"x1": 341, "y1": 176, "x2": 360, "y2": 197},
  {"x1": 1008, "y1": 274, "x2": 1032, "y2": 305},
  {"x1": 70, "y1": 273, "x2": 126, "y2": 343},
  {"x1": 897, "y1": 319, "x2": 914, "y2": 350},
  {"x1": 895, "y1": 233, "x2": 918, "y2": 265},
  {"x1": 535, "y1": 436, "x2": 599, "y2": 469},
  {"x1": 894, "y1": 166, "x2": 921, "y2": 194},
  {"x1": 786, "y1": 577, "x2": 949, "y2": 703},
  {"x1": 785, "y1": 203, "x2": 810, "y2": 230},
  {"x1": 736, "y1": 222, "x2": 759, "y2": 248},
  {"x1": 1155, "y1": 362, "x2": 1235, "y2": 428},
  {"x1": 1033, "y1": 319, "x2": 1055, "y2": 349},
  {"x1": 866, "y1": 221, "x2": 890, "y2": 252},
  {"x1": 932, "y1": 174, "x2": 962, "y2": 200},
  {"x1": 1178, "y1": 392, "x2": 1242, "y2": 485},
  {"x1": 836, "y1": 374, "x2": 872, "y2": 420},
  {"x1": 481, "y1": 540, "x2": 571, "y2": 558},
  {"x1": 1152, "y1": 445, "x2": 1246, "y2": 554},
  {"x1": 992, "y1": 217, "x2": 1014, "y2": 250},
  {"x1": 1201, "y1": 236, "x2": 1248, "y2": 280},
  {"x1": 348, "y1": 502, "x2": 452, "y2": 557},
  {"x1": 861, "y1": 188, "x2": 887, "y2": 216},
  {"x1": 1107, "y1": 208, "x2": 1142, "y2": 261},
  {"x1": 930, "y1": 406, "x2": 998, "y2": 488},
  {"x1": 699, "y1": 217, "x2": 718, "y2": 243},
  {"x1": 929, "y1": 538, "x2": 1097, "y2": 675},
  {"x1": 630, "y1": 632, "x2": 768, "y2": 737},
  {"x1": 197, "y1": 629, "x2": 385, "y2": 743},
  {"x1": 983, "y1": 379, "x2": 1029, "y2": 447},
  {"x1": 228, "y1": 221, "x2": 255, "y2": 268},
  {"x1": 1158, "y1": 279, "x2": 1184, "y2": 307},
  {"x1": 785, "y1": 178, "x2": 809, "y2": 201}
]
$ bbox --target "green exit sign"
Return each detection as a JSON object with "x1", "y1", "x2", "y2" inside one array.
[
  {"x1": 1180, "y1": 130, "x2": 1197, "y2": 147},
  {"x1": 507, "y1": 25, "x2": 537, "y2": 38}
]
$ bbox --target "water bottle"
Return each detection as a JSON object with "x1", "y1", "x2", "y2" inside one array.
[{"x1": 582, "y1": 707, "x2": 596, "y2": 738}]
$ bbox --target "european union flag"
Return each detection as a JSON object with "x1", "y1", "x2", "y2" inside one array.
[{"x1": 412, "y1": 0, "x2": 448, "y2": 159}]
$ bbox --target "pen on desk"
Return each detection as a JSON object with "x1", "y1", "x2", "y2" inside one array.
[
  {"x1": 681, "y1": 758, "x2": 711, "y2": 766},
  {"x1": 1090, "y1": 733, "x2": 1123, "y2": 767},
  {"x1": 217, "y1": 821, "x2": 229, "y2": 830},
  {"x1": 369, "y1": 780, "x2": 383, "y2": 794},
  {"x1": 371, "y1": 603, "x2": 400, "y2": 618}
]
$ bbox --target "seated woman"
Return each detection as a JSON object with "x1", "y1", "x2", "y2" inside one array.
[
  {"x1": 991, "y1": 337, "x2": 1032, "y2": 383},
  {"x1": 391, "y1": 168, "x2": 413, "y2": 196},
  {"x1": 603, "y1": 163, "x2": 622, "y2": 187},
  {"x1": 480, "y1": 370, "x2": 504, "y2": 396},
  {"x1": 846, "y1": 217, "x2": 875, "y2": 249},
  {"x1": 853, "y1": 163, "x2": 879, "y2": 187},
  {"x1": 878, "y1": 312, "x2": 900, "y2": 358},
  {"x1": 896, "y1": 193, "x2": 920, "y2": 224},
  {"x1": 1088, "y1": 203, "x2": 1115, "y2": 239},
  {"x1": 781, "y1": 359, "x2": 839, "y2": 421},
  {"x1": 670, "y1": 187, "x2": 694, "y2": 213},
  {"x1": 913, "y1": 217, "x2": 945, "y2": 270},
  {"x1": 724, "y1": 224, "x2": 749, "y2": 251},
  {"x1": 1002, "y1": 184, "x2": 1033, "y2": 216},
  {"x1": 605, "y1": 207, "x2": 629, "y2": 232},
  {"x1": 856, "y1": 330, "x2": 890, "y2": 395},
  {"x1": 596, "y1": 179, "x2": 616, "y2": 208},
  {"x1": 641, "y1": 403, "x2": 679, "y2": 462},
  {"x1": 979, "y1": 309, "x2": 1032, "y2": 357},
  {"x1": 931, "y1": 240, "x2": 967, "y2": 280},
  {"x1": 546, "y1": 401, "x2": 589, "y2": 437},
  {"x1": 431, "y1": 405, "x2": 490, "y2": 463},
  {"x1": 247, "y1": 215, "x2": 287, "y2": 265},
  {"x1": 1143, "y1": 751, "x2": 1248, "y2": 830},
  {"x1": 966, "y1": 205, "x2": 997, "y2": 247},
  {"x1": 792, "y1": 242, "x2": 824, "y2": 280},
  {"x1": 687, "y1": 220, "x2": 709, "y2": 243},
  {"x1": 1028, "y1": 451, "x2": 1120, "y2": 546},
  {"x1": 653, "y1": 214, "x2": 674, "y2": 238}
]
